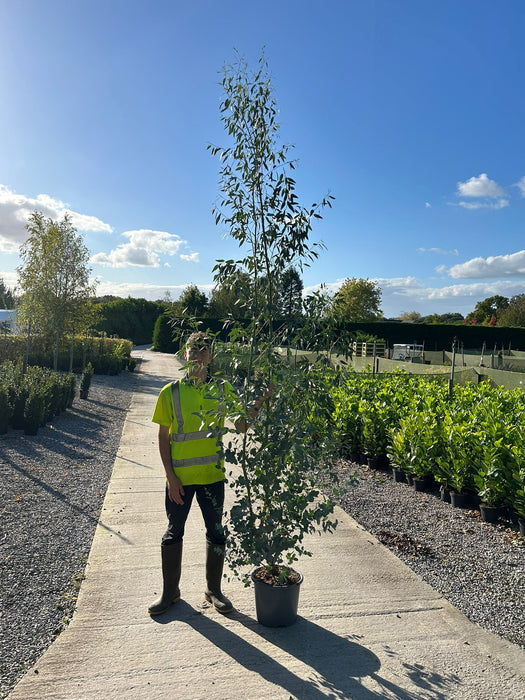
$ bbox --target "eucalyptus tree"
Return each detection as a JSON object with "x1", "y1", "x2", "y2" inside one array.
[
  {"x1": 17, "y1": 211, "x2": 96, "y2": 352},
  {"x1": 209, "y1": 52, "x2": 343, "y2": 582}
]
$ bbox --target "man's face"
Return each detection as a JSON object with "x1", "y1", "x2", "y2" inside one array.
[{"x1": 185, "y1": 344, "x2": 212, "y2": 369}]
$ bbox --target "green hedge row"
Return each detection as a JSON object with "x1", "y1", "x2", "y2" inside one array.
[
  {"x1": 0, "y1": 336, "x2": 133, "y2": 374},
  {"x1": 95, "y1": 298, "x2": 164, "y2": 345}
]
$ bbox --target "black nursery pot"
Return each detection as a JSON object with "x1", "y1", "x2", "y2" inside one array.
[
  {"x1": 252, "y1": 570, "x2": 303, "y2": 627},
  {"x1": 450, "y1": 491, "x2": 468, "y2": 508},
  {"x1": 479, "y1": 504, "x2": 501, "y2": 523},
  {"x1": 440, "y1": 485, "x2": 451, "y2": 503},
  {"x1": 392, "y1": 468, "x2": 406, "y2": 483},
  {"x1": 413, "y1": 477, "x2": 429, "y2": 492}
]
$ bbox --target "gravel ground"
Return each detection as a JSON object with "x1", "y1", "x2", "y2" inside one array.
[
  {"x1": 334, "y1": 460, "x2": 525, "y2": 649},
  {"x1": 2, "y1": 367, "x2": 525, "y2": 697},
  {"x1": 0, "y1": 370, "x2": 136, "y2": 699}
]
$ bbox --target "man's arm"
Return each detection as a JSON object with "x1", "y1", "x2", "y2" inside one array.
[
  {"x1": 158, "y1": 424, "x2": 185, "y2": 504},
  {"x1": 235, "y1": 385, "x2": 274, "y2": 433}
]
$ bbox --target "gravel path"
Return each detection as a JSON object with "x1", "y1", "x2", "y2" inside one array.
[
  {"x1": 0, "y1": 370, "x2": 136, "y2": 699},
  {"x1": 1, "y1": 367, "x2": 524, "y2": 698},
  {"x1": 334, "y1": 460, "x2": 525, "y2": 649}
]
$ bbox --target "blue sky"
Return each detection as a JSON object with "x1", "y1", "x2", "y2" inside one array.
[{"x1": 1, "y1": 0, "x2": 525, "y2": 318}]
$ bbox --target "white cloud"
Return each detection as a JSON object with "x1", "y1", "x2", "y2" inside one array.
[
  {"x1": 0, "y1": 184, "x2": 113, "y2": 252},
  {"x1": 457, "y1": 199, "x2": 509, "y2": 210},
  {"x1": 91, "y1": 229, "x2": 188, "y2": 268},
  {"x1": 515, "y1": 176, "x2": 525, "y2": 197},
  {"x1": 418, "y1": 247, "x2": 459, "y2": 256},
  {"x1": 180, "y1": 252, "x2": 199, "y2": 262},
  {"x1": 425, "y1": 202, "x2": 432, "y2": 208},
  {"x1": 456, "y1": 173, "x2": 505, "y2": 198},
  {"x1": 0, "y1": 270, "x2": 19, "y2": 290},
  {"x1": 305, "y1": 276, "x2": 525, "y2": 317},
  {"x1": 93, "y1": 279, "x2": 213, "y2": 300},
  {"x1": 447, "y1": 250, "x2": 525, "y2": 279}
]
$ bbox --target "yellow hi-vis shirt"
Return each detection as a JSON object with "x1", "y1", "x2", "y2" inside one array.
[{"x1": 151, "y1": 377, "x2": 235, "y2": 486}]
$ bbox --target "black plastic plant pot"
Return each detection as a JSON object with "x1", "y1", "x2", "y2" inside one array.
[
  {"x1": 440, "y1": 485, "x2": 451, "y2": 503},
  {"x1": 392, "y1": 468, "x2": 406, "y2": 483},
  {"x1": 413, "y1": 478, "x2": 428, "y2": 492},
  {"x1": 252, "y1": 570, "x2": 303, "y2": 627},
  {"x1": 479, "y1": 504, "x2": 501, "y2": 523},
  {"x1": 450, "y1": 491, "x2": 468, "y2": 508}
]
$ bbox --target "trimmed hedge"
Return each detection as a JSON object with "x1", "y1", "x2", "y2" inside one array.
[{"x1": 0, "y1": 335, "x2": 133, "y2": 374}]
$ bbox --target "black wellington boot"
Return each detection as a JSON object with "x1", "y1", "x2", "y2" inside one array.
[
  {"x1": 204, "y1": 542, "x2": 233, "y2": 614},
  {"x1": 148, "y1": 541, "x2": 182, "y2": 616},
  {"x1": 204, "y1": 542, "x2": 233, "y2": 615}
]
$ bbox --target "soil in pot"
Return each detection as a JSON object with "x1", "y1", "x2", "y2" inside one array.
[{"x1": 252, "y1": 565, "x2": 302, "y2": 628}]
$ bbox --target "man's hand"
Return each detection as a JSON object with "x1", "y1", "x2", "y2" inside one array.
[
  {"x1": 158, "y1": 424, "x2": 185, "y2": 504},
  {"x1": 167, "y1": 475, "x2": 185, "y2": 505}
]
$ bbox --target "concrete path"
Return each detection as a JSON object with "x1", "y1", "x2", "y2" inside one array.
[{"x1": 8, "y1": 348, "x2": 525, "y2": 699}]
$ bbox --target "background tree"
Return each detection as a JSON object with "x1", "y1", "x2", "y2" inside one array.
[
  {"x1": 0, "y1": 278, "x2": 16, "y2": 309},
  {"x1": 208, "y1": 271, "x2": 251, "y2": 318},
  {"x1": 174, "y1": 284, "x2": 209, "y2": 317},
  {"x1": 465, "y1": 295, "x2": 509, "y2": 325},
  {"x1": 332, "y1": 277, "x2": 382, "y2": 322},
  {"x1": 277, "y1": 267, "x2": 303, "y2": 319},
  {"x1": 95, "y1": 297, "x2": 163, "y2": 344},
  {"x1": 17, "y1": 211, "x2": 96, "y2": 348},
  {"x1": 498, "y1": 294, "x2": 525, "y2": 327},
  {"x1": 398, "y1": 311, "x2": 422, "y2": 323}
]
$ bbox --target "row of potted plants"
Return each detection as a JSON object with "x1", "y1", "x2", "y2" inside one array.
[
  {"x1": 328, "y1": 369, "x2": 525, "y2": 532},
  {"x1": 0, "y1": 361, "x2": 77, "y2": 435},
  {"x1": 1, "y1": 334, "x2": 134, "y2": 374}
]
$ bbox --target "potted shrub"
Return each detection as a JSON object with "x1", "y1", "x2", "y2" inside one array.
[
  {"x1": 360, "y1": 400, "x2": 388, "y2": 467},
  {"x1": 79, "y1": 362, "x2": 94, "y2": 399},
  {"x1": 209, "y1": 52, "x2": 346, "y2": 626},
  {"x1": 23, "y1": 388, "x2": 46, "y2": 435},
  {"x1": 332, "y1": 391, "x2": 364, "y2": 462},
  {"x1": 475, "y1": 405, "x2": 517, "y2": 522},
  {"x1": 0, "y1": 384, "x2": 13, "y2": 434},
  {"x1": 440, "y1": 416, "x2": 480, "y2": 507},
  {"x1": 475, "y1": 440, "x2": 513, "y2": 522}
]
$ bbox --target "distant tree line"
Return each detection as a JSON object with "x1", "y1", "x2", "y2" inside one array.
[{"x1": 4, "y1": 209, "x2": 525, "y2": 353}]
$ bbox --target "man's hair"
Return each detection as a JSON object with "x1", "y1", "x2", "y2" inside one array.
[{"x1": 185, "y1": 331, "x2": 211, "y2": 351}]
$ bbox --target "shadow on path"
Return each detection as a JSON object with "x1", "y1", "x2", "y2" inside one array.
[{"x1": 153, "y1": 601, "x2": 460, "y2": 699}]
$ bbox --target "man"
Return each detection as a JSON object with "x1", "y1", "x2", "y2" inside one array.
[
  {"x1": 149, "y1": 331, "x2": 234, "y2": 615},
  {"x1": 148, "y1": 332, "x2": 270, "y2": 616}
]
